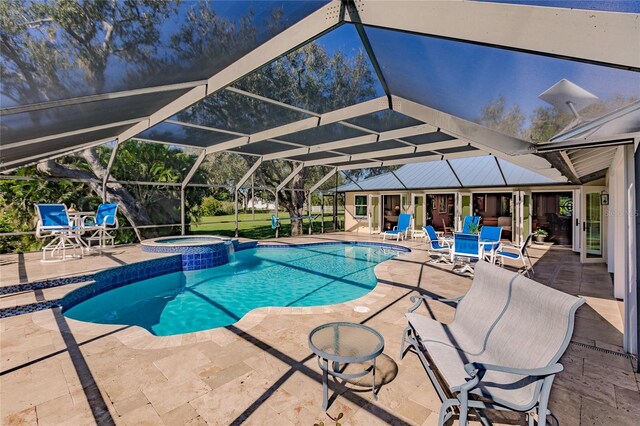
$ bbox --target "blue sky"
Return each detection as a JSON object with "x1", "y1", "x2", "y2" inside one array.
[
  {"x1": 308, "y1": 22, "x2": 639, "y2": 133},
  {"x1": 359, "y1": 27, "x2": 639, "y2": 131}
]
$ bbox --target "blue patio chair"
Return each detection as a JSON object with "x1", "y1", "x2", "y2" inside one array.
[
  {"x1": 495, "y1": 233, "x2": 535, "y2": 277},
  {"x1": 462, "y1": 215, "x2": 481, "y2": 234},
  {"x1": 383, "y1": 213, "x2": 412, "y2": 241},
  {"x1": 83, "y1": 203, "x2": 119, "y2": 248},
  {"x1": 423, "y1": 225, "x2": 451, "y2": 264},
  {"x1": 35, "y1": 203, "x2": 83, "y2": 262},
  {"x1": 452, "y1": 232, "x2": 481, "y2": 275},
  {"x1": 479, "y1": 225, "x2": 502, "y2": 264}
]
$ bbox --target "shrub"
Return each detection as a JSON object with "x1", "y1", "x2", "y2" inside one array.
[{"x1": 201, "y1": 197, "x2": 235, "y2": 216}]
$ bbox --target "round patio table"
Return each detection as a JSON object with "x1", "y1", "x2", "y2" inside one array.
[{"x1": 309, "y1": 322, "x2": 384, "y2": 410}]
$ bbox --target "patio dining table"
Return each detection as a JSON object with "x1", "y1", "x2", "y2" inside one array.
[
  {"x1": 442, "y1": 235, "x2": 501, "y2": 265},
  {"x1": 67, "y1": 210, "x2": 94, "y2": 250}
]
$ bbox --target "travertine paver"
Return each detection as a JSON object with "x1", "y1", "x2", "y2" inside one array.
[{"x1": 0, "y1": 233, "x2": 638, "y2": 425}]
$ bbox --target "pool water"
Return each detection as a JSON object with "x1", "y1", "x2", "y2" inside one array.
[{"x1": 64, "y1": 244, "x2": 401, "y2": 336}]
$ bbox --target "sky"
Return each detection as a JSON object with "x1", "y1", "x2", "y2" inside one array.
[{"x1": 360, "y1": 26, "x2": 640, "y2": 132}]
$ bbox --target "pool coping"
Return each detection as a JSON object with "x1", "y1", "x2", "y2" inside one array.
[{"x1": 31, "y1": 240, "x2": 411, "y2": 350}]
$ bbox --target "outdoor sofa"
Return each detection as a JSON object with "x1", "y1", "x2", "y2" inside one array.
[{"x1": 400, "y1": 261, "x2": 584, "y2": 426}]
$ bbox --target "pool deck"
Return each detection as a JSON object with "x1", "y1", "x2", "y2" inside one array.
[{"x1": 1, "y1": 233, "x2": 638, "y2": 425}]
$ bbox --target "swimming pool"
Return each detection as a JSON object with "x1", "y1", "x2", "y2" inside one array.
[{"x1": 63, "y1": 243, "x2": 406, "y2": 336}]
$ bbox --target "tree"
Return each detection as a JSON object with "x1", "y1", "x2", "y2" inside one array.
[
  {"x1": 526, "y1": 106, "x2": 573, "y2": 143},
  {"x1": 1, "y1": 0, "x2": 181, "y2": 236},
  {"x1": 476, "y1": 95, "x2": 525, "y2": 138},
  {"x1": 178, "y1": 35, "x2": 379, "y2": 235}
]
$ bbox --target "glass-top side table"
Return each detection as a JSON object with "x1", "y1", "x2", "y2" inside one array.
[{"x1": 308, "y1": 322, "x2": 384, "y2": 410}]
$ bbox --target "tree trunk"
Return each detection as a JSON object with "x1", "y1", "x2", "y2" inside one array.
[
  {"x1": 287, "y1": 172, "x2": 306, "y2": 236},
  {"x1": 36, "y1": 148, "x2": 154, "y2": 241}
]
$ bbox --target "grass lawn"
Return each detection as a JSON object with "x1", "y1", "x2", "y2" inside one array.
[{"x1": 189, "y1": 212, "x2": 343, "y2": 239}]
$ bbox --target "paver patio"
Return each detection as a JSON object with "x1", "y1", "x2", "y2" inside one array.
[{"x1": 1, "y1": 233, "x2": 638, "y2": 425}]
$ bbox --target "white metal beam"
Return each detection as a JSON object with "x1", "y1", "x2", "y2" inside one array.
[
  {"x1": 115, "y1": 1, "x2": 343, "y2": 144},
  {"x1": 299, "y1": 139, "x2": 463, "y2": 166},
  {"x1": 334, "y1": 150, "x2": 483, "y2": 171},
  {"x1": 201, "y1": 96, "x2": 389, "y2": 155},
  {"x1": 262, "y1": 135, "x2": 378, "y2": 161},
  {"x1": 181, "y1": 150, "x2": 207, "y2": 189},
  {"x1": 391, "y1": 95, "x2": 566, "y2": 181},
  {"x1": 276, "y1": 163, "x2": 305, "y2": 192},
  {"x1": 345, "y1": 0, "x2": 640, "y2": 70},
  {"x1": 6, "y1": 118, "x2": 143, "y2": 148},
  {"x1": 225, "y1": 87, "x2": 320, "y2": 116},
  {"x1": 236, "y1": 157, "x2": 264, "y2": 191},
  {"x1": 257, "y1": 126, "x2": 446, "y2": 162},
  {"x1": 166, "y1": 119, "x2": 247, "y2": 137},
  {"x1": 309, "y1": 168, "x2": 338, "y2": 193},
  {"x1": 1, "y1": 80, "x2": 208, "y2": 116},
  {"x1": 1, "y1": 137, "x2": 116, "y2": 173},
  {"x1": 102, "y1": 141, "x2": 121, "y2": 199},
  {"x1": 392, "y1": 95, "x2": 532, "y2": 155}
]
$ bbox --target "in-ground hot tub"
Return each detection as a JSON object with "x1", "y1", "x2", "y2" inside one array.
[{"x1": 141, "y1": 235, "x2": 244, "y2": 271}]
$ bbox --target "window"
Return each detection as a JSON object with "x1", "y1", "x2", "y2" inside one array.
[{"x1": 355, "y1": 195, "x2": 368, "y2": 217}]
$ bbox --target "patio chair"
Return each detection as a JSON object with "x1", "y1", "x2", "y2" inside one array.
[
  {"x1": 478, "y1": 226, "x2": 502, "y2": 264},
  {"x1": 382, "y1": 213, "x2": 412, "y2": 241},
  {"x1": 462, "y1": 215, "x2": 481, "y2": 233},
  {"x1": 83, "y1": 203, "x2": 119, "y2": 248},
  {"x1": 401, "y1": 261, "x2": 584, "y2": 426},
  {"x1": 35, "y1": 203, "x2": 83, "y2": 262},
  {"x1": 495, "y1": 233, "x2": 535, "y2": 277},
  {"x1": 423, "y1": 225, "x2": 451, "y2": 264},
  {"x1": 441, "y1": 218, "x2": 454, "y2": 236},
  {"x1": 452, "y1": 232, "x2": 480, "y2": 275}
]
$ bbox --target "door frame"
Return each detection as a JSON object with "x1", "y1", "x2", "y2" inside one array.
[
  {"x1": 512, "y1": 190, "x2": 532, "y2": 246},
  {"x1": 368, "y1": 194, "x2": 381, "y2": 234},
  {"x1": 381, "y1": 193, "x2": 403, "y2": 232},
  {"x1": 581, "y1": 186, "x2": 606, "y2": 264},
  {"x1": 530, "y1": 189, "x2": 577, "y2": 250},
  {"x1": 410, "y1": 192, "x2": 425, "y2": 229},
  {"x1": 456, "y1": 192, "x2": 472, "y2": 231}
]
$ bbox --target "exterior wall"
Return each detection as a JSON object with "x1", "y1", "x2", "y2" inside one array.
[
  {"x1": 344, "y1": 192, "x2": 370, "y2": 233},
  {"x1": 343, "y1": 186, "x2": 579, "y2": 235}
]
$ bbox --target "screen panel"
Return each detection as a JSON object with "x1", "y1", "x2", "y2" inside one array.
[
  {"x1": 366, "y1": 26, "x2": 640, "y2": 142},
  {"x1": 137, "y1": 122, "x2": 235, "y2": 148},
  {"x1": 2, "y1": 90, "x2": 188, "y2": 146},
  {"x1": 232, "y1": 24, "x2": 385, "y2": 114},
  {"x1": 1, "y1": 1, "x2": 329, "y2": 107},
  {"x1": 174, "y1": 89, "x2": 311, "y2": 135}
]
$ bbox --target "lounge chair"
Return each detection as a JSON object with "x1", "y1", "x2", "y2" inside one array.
[
  {"x1": 451, "y1": 232, "x2": 480, "y2": 275},
  {"x1": 83, "y1": 203, "x2": 119, "y2": 248},
  {"x1": 495, "y1": 233, "x2": 535, "y2": 277},
  {"x1": 382, "y1": 213, "x2": 411, "y2": 241},
  {"x1": 423, "y1": 225, "x2": 451, "y2": 264},
  {"x1": 462, "y1": 215, "x2": 481, "y2": 234},
  {"x1": 35, "y1": 203, "x2": 83, "y2": 262},
  {"x1": 401, "y1": 261, "x2": 584, "y2": 426},
  {"x1": 478, "y1": 225, "x2": 502, "y2": 264}
]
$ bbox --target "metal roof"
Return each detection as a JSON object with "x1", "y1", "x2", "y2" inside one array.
[
  {"x1": 336, "y1": 155, "x2": 558, "y2": 192},
  {"x1": 537, "y1": 101, "x2": 640, "y2": 181}
]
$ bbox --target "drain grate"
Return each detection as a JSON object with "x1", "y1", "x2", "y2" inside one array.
[{"x1": 569, "y1": 340, "x2": 637, "y2": 360}]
